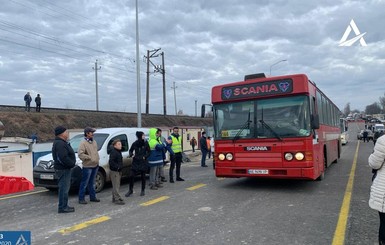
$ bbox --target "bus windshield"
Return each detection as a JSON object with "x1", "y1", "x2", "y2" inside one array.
[{"x1": 214, "y1": 95, "x2": 311, "y2": 140}]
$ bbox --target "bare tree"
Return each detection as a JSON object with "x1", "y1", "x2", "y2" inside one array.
[
  {"x1": 379, "y1": 93, "x2": 385, "y2": 113},
  {"x1": 365, "y1": 102, "x2": 382, "y2": 115},
  {"x1": 343, "y1": 103, "x2": 351, "y2": 116}
]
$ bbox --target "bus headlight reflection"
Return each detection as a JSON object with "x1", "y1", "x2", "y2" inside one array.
[
  {"x1": 226, "y1": 153, "x2": 233, "y2": 161},
  {"x1": 218, "y1": 154, "x2": 225, "y2": 161},
  {"x1": 295, "y1": 152, "x2": 305, "y2": 161},
  {"x1": 284, "y1": 153, "x2": 293, "y2": 161}
]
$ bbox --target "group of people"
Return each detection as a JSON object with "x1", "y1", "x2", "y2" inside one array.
[
  {"x1": 53, "y1": 125, "x2": 190, "y2": 213},
  {"x1": 24, "y1": 92, "x2": 41, "y2": 112},
  {"x1": 190, "y1": 133, "x2": 215, "y2": 168},
  {"x1": 52, "y1": 126, "x2": 100, "y2": 213}
]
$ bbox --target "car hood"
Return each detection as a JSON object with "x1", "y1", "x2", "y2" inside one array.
[{"x1": 36, "y1": 153, "x2": 83, "y2": 168}]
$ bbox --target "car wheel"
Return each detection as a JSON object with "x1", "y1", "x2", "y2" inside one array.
[{"x1": 94, "y1": 171, "x2": 105, "y2": 193}]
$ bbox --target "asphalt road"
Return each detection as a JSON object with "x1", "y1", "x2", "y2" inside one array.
[{"x1": 0, "y1": 121, "x2": 380, "y2": 245}]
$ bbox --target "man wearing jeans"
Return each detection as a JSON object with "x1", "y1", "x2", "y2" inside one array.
[
  {"x1": 78, "y1": 127, "x2": 100, "y2": 204},
  {"x1": 52, "y1": 126, "x2": 76, "y2": 213}
]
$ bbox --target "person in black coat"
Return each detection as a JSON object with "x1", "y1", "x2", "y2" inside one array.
[
  {"x1": 35, "y1": 94, "x2": 41, "y2": 112},
  {"x1": 52, "y1": 126, "x2": 76, "y2": 213},
  {"x1": 108, "y1": 139, "x2": 125, "y2": 205},
  {"x1": 200, "y1": 132, "x2": 208, "y2": 167},
  {"x1": 125, "y1": 131, "x2": 151, "y2": 197}
]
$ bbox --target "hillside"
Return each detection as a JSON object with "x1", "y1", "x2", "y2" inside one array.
[{"x1": 0, "y1": 107, "x2": 212, "y2": 142}]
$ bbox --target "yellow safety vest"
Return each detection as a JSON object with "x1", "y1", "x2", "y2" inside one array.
[{"x1": 171, "y1": 135, "x2": 182, "y2": 153}]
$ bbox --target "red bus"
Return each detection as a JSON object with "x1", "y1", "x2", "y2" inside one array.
[{"x1": 203, "y1": 73, "x2": 341, "y2": 180}]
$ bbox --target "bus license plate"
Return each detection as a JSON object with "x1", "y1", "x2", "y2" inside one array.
[
  {"x1": 248, "y1": 169, "x2": 269, "y2": 174},
  {"x1": 40, "y1": 174, "x2": 54, "y2": 180}
]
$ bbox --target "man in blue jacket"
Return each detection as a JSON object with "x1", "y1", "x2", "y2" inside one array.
[{"x1": 52, "y1": 126, "x2": 76, "y2": 213}]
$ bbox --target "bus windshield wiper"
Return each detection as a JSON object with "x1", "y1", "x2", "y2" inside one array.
[
  {"x1": 232, "y1": 111, "x2": 251, "y2": 142},
  {"x1": 259, "y1": 119, "x2": 282, "y2": 141}
]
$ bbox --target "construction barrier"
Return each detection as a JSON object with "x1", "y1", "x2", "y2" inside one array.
[{"x1": 0, "y1": 176, "x2": 34, "y2": 195}]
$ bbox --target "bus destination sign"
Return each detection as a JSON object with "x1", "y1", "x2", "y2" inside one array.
[{"x1": 221, "y1": 79, "x2": 293, "y2": 100}]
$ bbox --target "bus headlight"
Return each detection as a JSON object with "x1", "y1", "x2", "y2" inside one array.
[
  {"x1": 218, "y1": 154, "x2": 226, "y2": 161},
  {"x1": 295, "y1": 152, "x2": 305, "y2": 161},
  {"x1": 284, "y1": 153, "x2": 293, "y2": 161},
  {"x1": 226, "y1": 153, "x2": 233, "y2": 161}
]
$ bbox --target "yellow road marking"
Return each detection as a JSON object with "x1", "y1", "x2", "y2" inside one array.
[
  {"x1": 0, "y1": 189, "x2": 48, "y2": 201},
  {"x1": 140, "y1": 196, "x2": 170, "y2": 206},
  {"x1": 332, "y1": 141, "x2": 360, "y2": 245},
  {"x1": 58, "y1": 216, "x2": 111, "y2": 235},
  {"x1": 186, "y1": 183, "x2": 206, "y2": 191}
]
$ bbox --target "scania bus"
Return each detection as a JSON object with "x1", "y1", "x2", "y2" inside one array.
[{"x1": 202, "y1": 73, "x2": 341, "y2": 180}]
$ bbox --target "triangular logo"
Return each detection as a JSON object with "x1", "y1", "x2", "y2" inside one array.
[
  {"x1": 339, "y1": 19, "x2": 367, "y2": 46},
  {"x1": 16, "y1": 234, "x2": 29, "y2": 245}
]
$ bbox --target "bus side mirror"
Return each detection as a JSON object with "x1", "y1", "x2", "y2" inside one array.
[
  {"x1": 311, "y1": 114, "x2": 320, "y2": 129},
  {"x1": 201, "y1": 104, "x2": 213, "y2": 118},
  {"x1": 201, "y1": 104, "x2": 206, "y2": 118}
]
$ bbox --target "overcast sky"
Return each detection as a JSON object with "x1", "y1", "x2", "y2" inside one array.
[{"x1": 1, "y1": 0, "x2": 384, "y2": 116}]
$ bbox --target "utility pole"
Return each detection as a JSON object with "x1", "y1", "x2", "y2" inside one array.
[
  {"x1": 92, "y1": 59, "x2": 101, "y2": 111},
  {"x1": 195, "y1": 99, "x2": 197, "y2": 117},
  {"x1": 135, "y1": 0, "x2": 141, "y2": 127},
  {"x1": 146, "y1": 49, "x2": 150, "y2": 115},
  {"x1": 161, "y1": 52, "x2": 166, "y2": 116},
  {"x1": 171, "y1": 81, "x2": 177, "y2": 115},
  {"x1": 144, "y1": 48, "x2": 161, "y2": 114}
]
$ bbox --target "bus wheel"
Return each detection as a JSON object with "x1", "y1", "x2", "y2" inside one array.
[
  {"x1": 333, "y1": 143, "x2": 340, "y2": 164},
  {"x1": 317, "y1": 171, "x2": 325, "y2": 181},
  {"x1": 317, "y1": 151, "x2": 327, "y2": 181}
]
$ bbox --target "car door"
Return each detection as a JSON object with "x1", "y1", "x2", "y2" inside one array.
[{"x1": 107, "y1": 133, "x2": 131, "y2": 177}]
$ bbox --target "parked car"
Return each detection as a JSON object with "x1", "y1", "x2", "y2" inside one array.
[
  {"x1": 357, "y1": 129, "x2": 373, "y2": 141},
  {"x1": 371, "y1": 119, "x2": 382, "y2": 123},
  {"x1": 340, "y1": 132, "x2": 349, "y2": 145},
  {"x1": 33, "y1": 127, "x2": 149, "y2": 192}
]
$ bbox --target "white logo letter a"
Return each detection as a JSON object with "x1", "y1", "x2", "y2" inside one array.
[{"x1": 339, "y1": 19, "x2": 367, "y2": 46}]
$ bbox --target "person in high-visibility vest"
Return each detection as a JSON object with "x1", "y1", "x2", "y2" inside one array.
[{"x1": 168, "y1": 126, "x2": 184, "y2": 182}]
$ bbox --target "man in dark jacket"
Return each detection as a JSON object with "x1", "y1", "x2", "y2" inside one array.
[
  {"x1": 200, "y1": 132, "x2": 208, "y2": 167},
  {"x1": 35, "y1": 94, "x2": 41, "y2": 112},
  {"x1": 52, "y1": 126, "x2": 76, "y2": 213},
  {"x1": 24, "y1": 92, "x2": 32, "y2": 112},
  {"x1": 363, "y1": 130, "x2": 369, "y2": 142}
]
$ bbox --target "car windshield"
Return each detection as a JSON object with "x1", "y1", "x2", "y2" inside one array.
[
  {"x1": 213, "y1": 95, "x2": 311, "y2": 140},
  {"x1": 69, "y1": 133, "x2": 109, "y2": 152}
]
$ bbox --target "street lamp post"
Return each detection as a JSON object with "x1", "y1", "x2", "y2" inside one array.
[
  {"x1": 269, "y1": 59, "x2": 287, "y2": 76},
  {"x1": 135, "y1": 0, "x2": 141, "y2": 127}
]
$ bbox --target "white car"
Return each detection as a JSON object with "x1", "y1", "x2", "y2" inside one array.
[{"x1": 33, "y1": 127, "x2": 149, "y2": 192}]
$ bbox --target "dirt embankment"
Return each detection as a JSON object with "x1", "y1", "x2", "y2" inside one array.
[{"x1": 0, "y1": 110, "x2": 212, "y2": 142}]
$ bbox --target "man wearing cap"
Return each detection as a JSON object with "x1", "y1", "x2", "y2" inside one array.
[
  {"x1": 78, "y1": 127, "x2": 100, "y2": 204},
  {"x1": 52, "y1": 126, "x2": 76, "y2": 213}
]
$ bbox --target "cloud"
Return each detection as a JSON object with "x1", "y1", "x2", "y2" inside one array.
[{"x1": 0, "y1": 0, "x2": 384, "y2": 116}]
